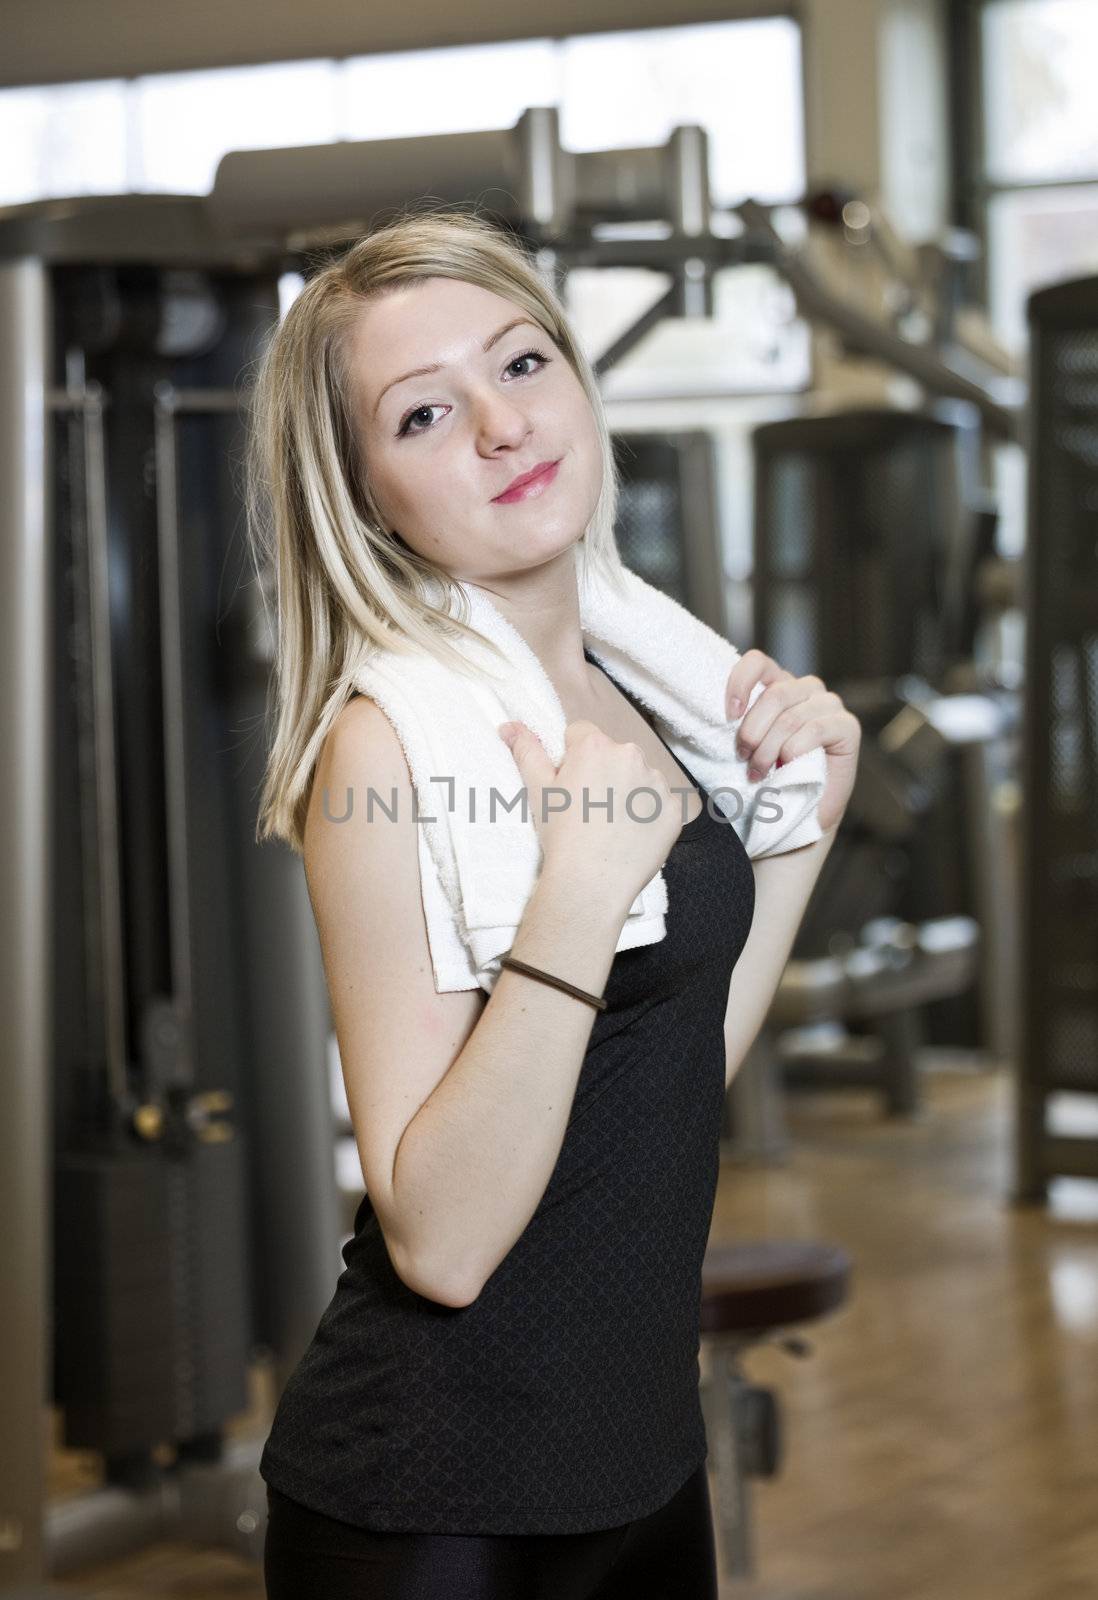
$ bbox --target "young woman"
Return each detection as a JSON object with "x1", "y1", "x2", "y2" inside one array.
[{"x1": 249, "y1": 208, "x2": 860, "y2": 1600}]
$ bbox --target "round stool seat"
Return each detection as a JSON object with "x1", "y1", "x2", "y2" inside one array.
[{"x1": 700, "y1": 1241, "x2": 852, "y2": 1336}]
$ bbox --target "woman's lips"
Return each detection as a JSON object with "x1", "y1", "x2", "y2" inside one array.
[{"x1": 492, "y1": 459, "x2": 561, "y2": 504}]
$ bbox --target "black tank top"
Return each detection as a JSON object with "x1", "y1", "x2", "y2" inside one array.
[{"x1": 259, "y1": 652, "x2": 756, "y2": 1535}]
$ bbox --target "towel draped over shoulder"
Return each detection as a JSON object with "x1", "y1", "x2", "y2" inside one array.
[{"x1": 351, "y1": 555, "x2": 827, "y2": 994}]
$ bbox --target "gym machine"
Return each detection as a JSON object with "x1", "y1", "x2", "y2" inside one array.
[{"x1": 1014, "y1": 274, "x2": 1098, "y2": 1199}]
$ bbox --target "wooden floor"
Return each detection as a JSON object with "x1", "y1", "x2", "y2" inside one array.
[
  {"x1": 49, "y1": 1057, "x2": 1098, "y2": 1599},
  {"x1": 709, "y1": 1058, "x2": 1098, "y2": 1600}
]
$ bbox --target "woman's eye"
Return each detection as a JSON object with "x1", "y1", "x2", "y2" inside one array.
[
  {"x1": 397, "y1": 404, "x2": 446, "y2": 437},
  {"x1": 506, "y1": 349, "x2": 550, "y2": 378},
  {"x1": 396, "y1": 349, "x2": 550, "y2": 437}
]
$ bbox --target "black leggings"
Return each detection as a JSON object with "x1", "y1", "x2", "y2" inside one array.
[{"x1": 263, "y1": 1464, "x2": 719, "y2": 1600}]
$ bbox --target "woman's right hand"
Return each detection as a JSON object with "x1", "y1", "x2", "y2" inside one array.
[{"x1": 498, "y1": 719, "x2": 686, "y2": 913}]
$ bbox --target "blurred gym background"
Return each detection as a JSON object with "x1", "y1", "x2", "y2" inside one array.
[{"x1": 2, "y1": 1, "x2": 1096, "y2": 1595}]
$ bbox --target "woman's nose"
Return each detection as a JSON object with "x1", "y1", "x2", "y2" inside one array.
[{"x1": 473, "y1": 390, "x2": 532, "y2": 451}]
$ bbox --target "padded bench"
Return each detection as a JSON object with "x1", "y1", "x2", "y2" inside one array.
[{"x1": 725, "y1": 914, "x2": 980, "y2": 1161}]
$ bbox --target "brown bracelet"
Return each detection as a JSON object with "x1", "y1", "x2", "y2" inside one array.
[{"x1": 498, "y1": 954, "x2": 609, "y2": 1012}]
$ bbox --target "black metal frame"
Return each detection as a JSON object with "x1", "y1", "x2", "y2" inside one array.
[{"x1": 1015, "y1": 272, "x2": 1098, "y2": 1198}]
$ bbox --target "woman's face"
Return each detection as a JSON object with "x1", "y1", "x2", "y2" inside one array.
[{"x1": 344, "y1": 276, "x2": 604, "y2": 583}]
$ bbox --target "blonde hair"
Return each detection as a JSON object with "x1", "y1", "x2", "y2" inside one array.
[{"x1": 245, "y1": 204, "x2": 628, "y2": 855}]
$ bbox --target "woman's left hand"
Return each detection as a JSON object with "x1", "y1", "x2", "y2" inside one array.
[{"x1": 725, "y1": 650, "x2": 862, "y2": 836}]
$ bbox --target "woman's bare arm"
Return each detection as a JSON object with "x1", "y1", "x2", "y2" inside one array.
[
  {"x1": 306, "y1": 696, "x2": 633, "y2": 1309},
  {"x1": 722, "y1": 825, "x2": 840, "y2": 1092}
]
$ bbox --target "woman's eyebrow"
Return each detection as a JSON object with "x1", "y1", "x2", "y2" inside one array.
[{"x1": 372, "y1": 317, "x2": 541, "y2": 418}]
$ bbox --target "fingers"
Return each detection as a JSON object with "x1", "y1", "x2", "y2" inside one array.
[
  {"x1": 498, "y1": 719, "x2": 557, "y2": 788},
  {"x1": 740, "y1": 688, "x2": 846, "y2": 778},
  {"x1": 500, "y1": 720, "x2": 543, "y2": 759},
  {"x1": 725, "y1": 649, "x2": 791, "y2": 719},
  {"x1": 734, "y1": 678, "x2": 809, "y2": 769}
]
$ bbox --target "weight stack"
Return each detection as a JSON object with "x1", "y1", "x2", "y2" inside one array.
[{"x1": 52, "y1": 1138, "x2": 252, "y2": 1463}]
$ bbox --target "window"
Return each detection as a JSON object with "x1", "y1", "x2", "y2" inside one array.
[
  {"x1": 974, "y1": 0, "x2": 1098, "y2": 348},
  {"x1": 0, "y1": 80, "x2": 129, "y2": 204},
  {"x1": 339, "y1": 40, "x2": 560, "y2": 144},
  {"x1": 555, "y1": 17, "x2": 809, "y2": 396},
  {"x1": 134, "y1": 61, "x2": 339, "y2": 192},
  {"x1": 982, "y1": 0, "x2": 1098, "y2": 184},
  {"x1": 560, "y1": 17, "x2": 803, "y2": 209},
  {"x1": 0, "y1": 17, "x2": 808, "y2": 396},
  {"x1": 0, "y1": 18, "x2": 803, "y2": 213}
]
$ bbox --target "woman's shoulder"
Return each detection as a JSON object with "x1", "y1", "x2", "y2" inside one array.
[
  {"x1": 328, "y1": 690, "x2": 402, "y2": 758},
  {"x1": 304, "y1": 693, "x2": 415, "y2": 866}
]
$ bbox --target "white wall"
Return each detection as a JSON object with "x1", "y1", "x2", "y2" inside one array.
[{"x1": 802, "y1": 0, "x2": 950, "y2": 240}]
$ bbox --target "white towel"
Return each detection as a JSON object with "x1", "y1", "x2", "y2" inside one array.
[{"x1": 352, "y1": 554, "x2": 827, "y2": 994}]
